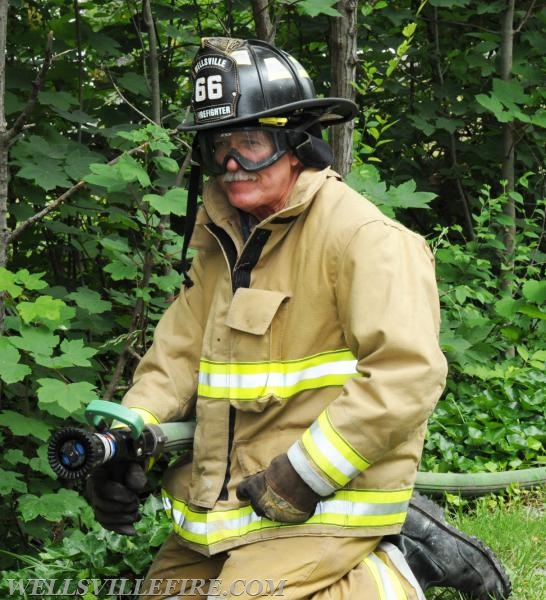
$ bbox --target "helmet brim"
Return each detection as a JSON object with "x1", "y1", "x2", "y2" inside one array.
[{"x1": 177, "y1": 97, "x2": 358, "y2": 132}]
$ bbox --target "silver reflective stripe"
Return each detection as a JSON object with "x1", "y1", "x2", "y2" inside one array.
[
  {"x1": 171, "y1": 505, "x2": 260, "y2": 535},
  {"x1": 308, "y1": 419, "x2": 362, "y2": 478},
  {"x1": 288, "y1": 442, "x2": 335, "y2": 495},
  {"x1": 318, "y1": 499, "x2": 410, "y2": 517},
  {"x1": 162, "y1": 489, "x2": 410, "y2": 549},
  {"x1": 368, "y1": 552, "x2": 402, "y2": 600},
  {"x1": 197, "y1": 349, "x2": 358, "y2": 400},
  {"x1": 378, "y1": 541, "x2": 426, "y2": 600},
  {"x1": 199, "y1": 360, "x2": 357, "y2": 389}
]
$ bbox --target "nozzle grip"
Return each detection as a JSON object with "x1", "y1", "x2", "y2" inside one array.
[{"x1": 85, "y1": 400, "x2": 145, "y2": 438}]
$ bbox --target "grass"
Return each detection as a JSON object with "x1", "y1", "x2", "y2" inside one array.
[{"x1": 426, "y1": 486, "x2": 546, "y2": 600}]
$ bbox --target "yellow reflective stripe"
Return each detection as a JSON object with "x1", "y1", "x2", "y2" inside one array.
[
  {"x1": 363, "y1": 553, "x2": 408, "y2": 600},
  {"x1": 295, "y1": 410, "x2": 370, "y2": 493},
  {"x1": 198, "y1": 349, "x2": 358, "y2": 400},
  {"x1": 364, "y1": 555, "x2": 387, "y2": 600},
  {"x1": 162, "y1": 488, "x2": 411, "y2": 549},
  {"x1": 198, "y1": 349, "x2": 358, "y2": 401}
]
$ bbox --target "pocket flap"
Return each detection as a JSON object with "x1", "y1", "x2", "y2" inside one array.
[{"x1": 226, "y1": 288, "x2": 290, "y2": 335}]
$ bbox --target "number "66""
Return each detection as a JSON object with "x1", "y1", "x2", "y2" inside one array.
[{"x1": 195, "y1": 75, "x2": 223, "y2": 102}]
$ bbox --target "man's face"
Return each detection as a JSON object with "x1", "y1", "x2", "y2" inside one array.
[{"x1": 210, "y1": 129, "x2": 302, "y2": 220}]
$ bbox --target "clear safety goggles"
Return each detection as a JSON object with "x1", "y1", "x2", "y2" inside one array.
[{"x1": 197, "y1": 125, "x2": 294, "y2": 175}]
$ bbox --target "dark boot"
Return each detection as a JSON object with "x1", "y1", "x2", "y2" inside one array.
[{"x1": 387, "y1": 493, "x2": 512, "y2": 600}]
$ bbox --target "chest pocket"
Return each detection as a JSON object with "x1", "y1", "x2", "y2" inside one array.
[
  {"x1": 224, "y1": 287, "x2": 291, "y2": 412},
  {"x1": 226, "y1": 288, "x2": 289, "y2": 335}
]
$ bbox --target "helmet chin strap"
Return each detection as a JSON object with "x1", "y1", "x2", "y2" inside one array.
[{"x1": 179, "y1": 144, "x2": 201, "y2": 288}]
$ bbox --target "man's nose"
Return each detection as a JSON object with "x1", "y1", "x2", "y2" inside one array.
[{"x1": 225, "y1": 155, "x2": 240, "y2": 171}]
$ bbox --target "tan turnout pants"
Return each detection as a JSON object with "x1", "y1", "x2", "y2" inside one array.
[{"x1": 140, "y1": 534, "x2": 423, "y2": 600}]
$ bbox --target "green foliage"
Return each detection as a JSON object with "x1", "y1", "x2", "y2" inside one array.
[
  {"x1": 0, "y1": 495, "x2": 169, "y2": 599},
  {"x1": 0, "y1": 121, "x2": 187, "y2": 563},
  {"x1": 1, "y1": 0, "x2": 544, "y2": 588},
  {"x1": 423, "y1": 183, "x2": 546, "y2": 473}
]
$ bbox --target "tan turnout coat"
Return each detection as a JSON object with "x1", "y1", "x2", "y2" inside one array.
[{"x1": 122, "y1": 167, "x2": 447, "y2": 556}]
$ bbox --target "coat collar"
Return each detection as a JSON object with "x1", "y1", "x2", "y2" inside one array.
[{"x1": 191, "y1": 167, "x2": 340, "y2": 252}]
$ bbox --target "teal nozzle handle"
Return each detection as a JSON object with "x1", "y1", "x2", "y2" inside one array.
[{"x1": 85, "y1": 399, "x2": 145, "y2": 439}]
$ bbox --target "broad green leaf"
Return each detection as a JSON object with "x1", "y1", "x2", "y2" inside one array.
[
  {"x1": 13, "y1": 134, "x2": 67, "y2": 159},
  {"x1": 5, "y1": 448, "x2": 29, "y2": 466},
  {"x1": 34, "y1": 353, "x2": 75, "y2": 369},
  {"x1": 29, "y1": 445, "x2": 56, "y2": 477},
  {"x1": 381, "y1": 179, "x2": 436, "y2": 209},
  {"x1": 18, "y1": 489, "x2": 89, "y2": 522},
  {"x1": 518, "y1": 305, "x2": 546, "y2": 320},
  {"x1": 59, "y1": 339, "x2": 98, "y2": 366},
  {"x1": 142, "y1": 187, "x2": 187, "y2": 216},
  {"x1": 64, "y1": 149, "x2": 104, "y2": 181},
  {"x1": 16, "y1": 159, "x2": 72, "y2": 191},
  {"x1": 0, "y1": 337, "x2": 32, "y2": 384},
  {"x1": 516, "y1": 345, "x2": 529, "y2": 361},
  {"x1": 99, "y1": 236, "x2": 130, "y2": 253},
  {"x1": 297, "y1": 0, "x2": 340, "y2": 17},
  {"x1": 118, "y1": 72, "x2": 150, "y2": 96},
  {"x1": 530, "y1": 350, "x2": 546, "y2": 362},
  {"x1": 87, "y1": 31, "x2": 121, "y2": 56},
  {"x1": 494, "y1": 296, "x2": 523, "y2": 318},
  {"x1": 407, "y1": 114, "x2": 436, "y2": 137},
  {"x1": 0, "y1": 410, "x2": 51, "y2": 441},
  {"x1": 103, "y1": 260, "x2": 139, "y2": 281},
  {"x1": 84, "y1": 163, "x2": 128, "y2": 192},
  {"x1": 402, "y1": 22, "x2": 417, "y2": 38},
  {"x1": 522, "y1": 280, "x2": 546, "y2": 304},
  {"x1": 14, "y1": 269, "x2": 48, "y2": 290},
  {"x1": 67, "y1": 287, "x2": 112, "y2": 314},
  {"x1": 0, "y1": 470, "x2": 27, "y2": 495},
  {"x1": 17, "y1": 295, "x2": 67, "y2": 325},
  {"x1": 52, "y1": 108, "x2": 96, "y2": 124},
  {"x1": 531, "y1": 109, "x2": 546, "y2": 128},
  {"x1": 8, "y1": 326, "x2": 59, "y2": 357},
  {"x1": 117, "y1": 153, "x2": 151, "y2": 186},
  {"x1": 439, "y1": 329, "x2": 472, "y2": 354},
  {"x1": 492, "y1": 78, "x2": 530, "y2": 105},
  {"x1": 39, "y1": 90, "x2": 79, "y2": 111},
  {"x1": 153, "y1": 155, "x2": 179, "y2": 174},
  {"x1": 0, "y1": 267, "x2": 23, "y2": 297},
  {"x1": 4, "y1": 90, "x2": 24, "y2": 115},
  {"x1": 476, "y1": 93, "x2": 505, "y2": 119},
  {"x1": 37, "y1": 378, "x2": 97, "y2": 418},
  {"x1": 151, "y1": 271, "x2": 183, "y2": 293}
]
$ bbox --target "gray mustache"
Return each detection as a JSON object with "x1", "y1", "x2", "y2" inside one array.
[{"x1": 222, "y1": 171, "x2": 259, "y2": 183}]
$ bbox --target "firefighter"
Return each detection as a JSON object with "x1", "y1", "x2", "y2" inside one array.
[{"x1": 88, "y1": 38, "x2": 511, "y2": 600}]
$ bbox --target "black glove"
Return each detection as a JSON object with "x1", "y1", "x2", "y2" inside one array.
[
  {"x1": 236, "y1": 453, "x2": 321, "y2": 523},
  {"x1": 86, "y1": 461, "x2": 147, "y2": 535}
]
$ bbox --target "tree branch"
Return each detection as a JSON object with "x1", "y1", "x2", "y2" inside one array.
[
  {"x1": 6, "y1": 31, "x2": 54, "y2": 143},
  {"x1": 514, "y1": 0, "x2": 537, "y2": 34},
  {"x1": 429, "y1": 6, "x2": 475, "y2": 239},
  {"x1": 7, "y1": 142, "x2": 150, "y2": 244}
]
